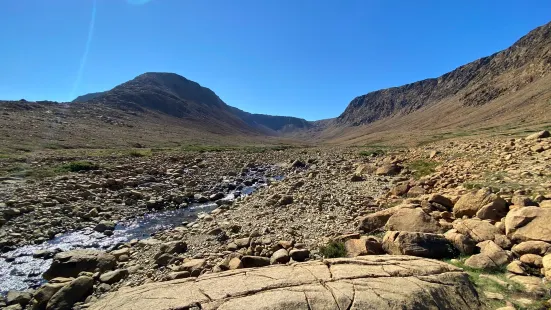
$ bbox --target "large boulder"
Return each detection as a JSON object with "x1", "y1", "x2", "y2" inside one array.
[
  {"x1": 526, "y1": 130, "x2": 550, "y2": 140},
  {"x1": 464, "y1": 240, "x2": 512, "y2": 270},
  {"x1": 357, "y1": 204, "x2": 412, "y2": 233},
  {"x1": 88, "y1": 256, "x2": 480, "y2": 310},
  {"x1": 453, "y1": 218, "x2": 502, "y2": 243},
  {"x1": 453, "y1": 189, "x2": 506, "y2": 219},
  {"x1": 344, "y1": 236, "x2": 384, "y2": 257},
  {"x1": 444, "y1": 230, "x2": 477, "y2": 255},
  {"x1": 46, "y1": 276, "x2": 93, "y2": 310},
  {"x1": 43, "y1": 250, "x2": 116, "y2": 280},
  {"x1": 382, "y1": 231, "x2": 456, "y2": 259},
  {"x1": 30, "y1": 283, "x2": 67, "y2": 310},
  {"x1": 505, "y1": 207, "x2": 551, "y2": 242},
  {"x1": 385, "y1": 208, "x2": 445, "y2": 233},
  {"x1": 512, "y1": 241, "x2": 551, "y2": 256}
]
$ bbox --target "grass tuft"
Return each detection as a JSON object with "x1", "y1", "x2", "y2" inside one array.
[
  {"x1": 319, "y1": 241, "x2": 347, "y2": 258},
  {"x1": 60, "y1": 161, "x2": 99, "y2": 172},
  {"x1": 407, "y1": 159, "x2": 439, "y2": 179}
]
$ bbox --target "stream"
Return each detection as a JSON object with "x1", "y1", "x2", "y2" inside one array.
[{"x1": 0, "y1": 167, "x2": 283, "y2": 294}]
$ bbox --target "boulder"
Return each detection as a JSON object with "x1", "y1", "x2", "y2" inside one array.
[
  {"x1": 6, "y1": 291, "x2": 32, "y2": 307},
  {"x1": 505, "y1": 207, "x2": 551, "y2": 242},
  {"x1": 30, "y1": 283, "x2": 67, "y2": 310},
  {"x1": 375, "y1": 164, "x2": 402, "y2": 176},
  {"x1": 160, "y1": 241, "x2": 187, "y2": 254},
  {"x1": 385, "y1": 208, "x2": 445, "y2": 233},
  {"x1": 43, "y1": 250, "x2": 116, "y2": 280},
  {"x1": 453, "y1": 218, "x2": 502, "y2": 243},
  {"x1": 94, "y1": 220, "x2": 116, "y2": 233},
  {"x1": 88, "y1": 256, "x2": 480, "y2": 310},
  {"x1": 464, "y1": 240, "x2": 512, "y2": 270},
  {"x1": 240, "y1": 256, "x2": 270, "y2": 268},
  {"x1": 512, "y1": 241, "x2": 551, "y2": 256},
  {"x1": 428, "y1": 194, "x2": 454, "y2": 210},
  {"x1": 506, "y1": 274, "x2": 547, "y2": 296},
  {"x1": 270, "y1": 249, "x2": 290, "y2": 264},
  {"x1": 46, "y1": 276, "x2": 93, "y2": 310},
  {"x1": 99, "y1": 269, "x2": 129, "y2": 284},
  {"x1": 519, "y1": 254, "x2": 543, "y2": 268},
  {"x1": 476, "y1": 202, "x2": 508, "y2": 221},
  {"x1": 357, "y1": 204, "x2": 412, "y2": 233},
  {"x1": 506, "y1": 261, "x2": 526, "y2": 275},
  {"x1": 444, "y1": 230, "x2": 477, "y2": 255},
  {"x1": 542, "y1": 254, "x2": 551, "y2": 280},
  {"x1": 453, "y1": 189, "x2": 506, "y2": 218},
  {"x1": 382, "y1": 231, "x2": 456, "y2": 259},
  {"x1": 526, "y1": 130, "x2": 550, "y2": 140},
  {"x1": 289, "y1": 249, "x2": 310, "y2": 262}
]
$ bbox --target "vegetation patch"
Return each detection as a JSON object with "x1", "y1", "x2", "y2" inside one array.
[
  {"x1": 407, "y1": 159, "x2": 439, "y2": 179},
  {"x1": 128, "y1": 149, "x2": 152, "y2": 157},
  {"x1": 59, "y1": 161, "x2": 100, "y2": 172},
  {"x1": 319, "y1": 241, "x2": 346, "y2": 258}
]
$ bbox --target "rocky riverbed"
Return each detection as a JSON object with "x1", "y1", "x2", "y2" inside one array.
[{"x1": 2, "y1": 131, "x2": 551, "y2": 309}]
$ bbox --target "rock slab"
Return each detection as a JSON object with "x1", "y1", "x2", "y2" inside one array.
[{"x1": 89, "y1": 256, "x2": 480, "y2": 310}]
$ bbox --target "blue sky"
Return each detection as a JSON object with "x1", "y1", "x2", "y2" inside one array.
[{"x1": 1, "y1": 0, "x2": 550, "y2": 120}]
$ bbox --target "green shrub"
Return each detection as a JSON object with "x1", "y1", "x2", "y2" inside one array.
[
  {"x1": 128, "y1": 149, "x2": 151, "y2": 157},
  {"x1": 319, "y1": 241, "x2": 347, "y2": 258},
  {"x1": 60, "y1": 161, "x2": 99, "y2": 172}
]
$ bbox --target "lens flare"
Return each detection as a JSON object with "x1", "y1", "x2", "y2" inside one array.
[{"x1": 70, "y1": 0, "x2": 97, "y2": 100}]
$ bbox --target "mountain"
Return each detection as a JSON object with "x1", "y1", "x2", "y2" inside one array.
[
  {"x1": 72, "y1": 91, "x2": 107, "y2": 103},
  {"x1": 316, "y1": 21, "x2": 551, "y2": 145},
  {"x1": 80, "y1": 72, "x2": 311, "y2": 135}
]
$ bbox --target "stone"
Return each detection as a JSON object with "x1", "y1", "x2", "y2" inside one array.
[
  {"x1": 464, "y1": 240, "x2": 512, "y2": 270},
  {"x1": 406, "y1": 186, "x2": 426, "y2": 197},
  {"x1": 520, "y1": 254, "x2": 543, "y2": 268},
  {"x1": 88, "y1": 256, "x2": 480, "y2": 310},
  {"x1": 227, "y1": 257, "x2": 243, "y2": 270},
  {"x1": 234, "y1": 237, "x2": 250, "y2": 248},
  {"x1": 94, "y1": 220, "x2": 116, "y2": 233},
  {"x1": 453, "y1": 189, "x2": 506, "y2": 218},
  {"x1": 506, "y1": 274, "x2": 547, "y2": 296},
  {"x1": 382, "y1": 231, "x2": 456, "y2": 259},
  {"x1": 46, "y1": 276, "x2": 93, "y2": 310},
  {"x1": 505, "y1": 207, "x2": 551, "y2": 242},
  {"x1": 512, "y1": 241, "x2": 551, "y2": 256},
  {"x1": 30, "y1": 283, "x2": 67, "y2": 310},
  {"x1": 270, "y1": 248, "x2": 290, "y2": 264},
  {"x1": 385, "y1": 207, "x2": 445, "y2": 233},
  {"x1": 278, "y1": 195, "x2": 294, "y2": 206},
  {"x1": 289, "y1": 249, "x2": 310, "y2": 262},
  {"x1": 155, "y1": 253, "x2": 175, "y2": 266},
  {"x1": 390, "y1": 183, "x2": 409, "y2": 196},
  {"x1": 526, "y1": 130, "x2": 550, "y2": 140},
  {"x1": 350, "y1": 174, "x2": 364, "y2": 182},
  {"x1": 167, "y1": 271, "x2": 190, "y2": 280},
  {"x1": 375, "y1": 164, "x2": 402, "y2": 176},
  {"x1": 453, "y1": 218, "x2": 502, "y2": 243},
  {"x1": 177, "y1": 259, "x2": 206, "y2": 275},
  {"x1": 99, "y1": 269, "x2": 128, "y2": 284},
  {"x1": 357, "y1": 204, "x2": 410, "y2": 233},
  {"x1": 43, "y1": 250, "x2": 116, "y2": 280},
  {"x1": 240, "y1": 256, "x2": 270, "y2": 268},
  {"x1": 542, "y1": 254, "x2": 551, "y2": 280},
  {"x1": 444, "y1": 230, "x2": 477, "y2": 255},
  {"x1": 6, "y1": 291, "x2": 32, "y2": 307},
  {"x1": 428, "y1": 194, "x2": 454, "y2": 210},
  {"x1": 160, "y1": 241, "x2": 187, "y2": 254},
  {"x1": 506, "y1": 261, "x2": 526, "y2": 275},
  {"x1": 476, "y1": 202, "x2": 508, "y2": 221}
]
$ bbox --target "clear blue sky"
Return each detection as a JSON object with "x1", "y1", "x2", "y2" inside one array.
[{"x1": 1, "y1": 0, "x2": 550, "y2": 120}]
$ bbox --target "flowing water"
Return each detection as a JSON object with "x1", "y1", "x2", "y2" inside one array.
[{"x1": 0, "y1": 168, "x2": 283, "y2": 294}]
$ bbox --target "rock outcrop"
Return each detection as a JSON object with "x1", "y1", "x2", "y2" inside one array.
[{"x1": 89, "y1": 256, "x2": 480, "y2": 310}]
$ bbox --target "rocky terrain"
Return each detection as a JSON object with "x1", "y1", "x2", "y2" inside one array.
[{"x1": 0, "y1": 130, "x2": 550, "y2": 309}]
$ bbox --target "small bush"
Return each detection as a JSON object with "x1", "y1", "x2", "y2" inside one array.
[
  {"x1": 319, "y1": 241, "x2": 347, "y2": 258},
  {"x1": 61, "y1": 161, "x2": 99, "y2": 172}
]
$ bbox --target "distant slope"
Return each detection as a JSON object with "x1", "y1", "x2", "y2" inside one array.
[
  {"x1": 314, "y1": 21, "x2": 551, "y2": 145},
  {"x1": 72, "y1": 91, "x2": 107, "y2": 103},
  {"x1": 229, "y1": 107, "x2": 312, "y2": 134}
]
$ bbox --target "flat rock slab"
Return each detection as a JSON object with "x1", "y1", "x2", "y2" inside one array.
[{"x1": 89, "y1": 255, "x2": 480, "y2": 310}]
